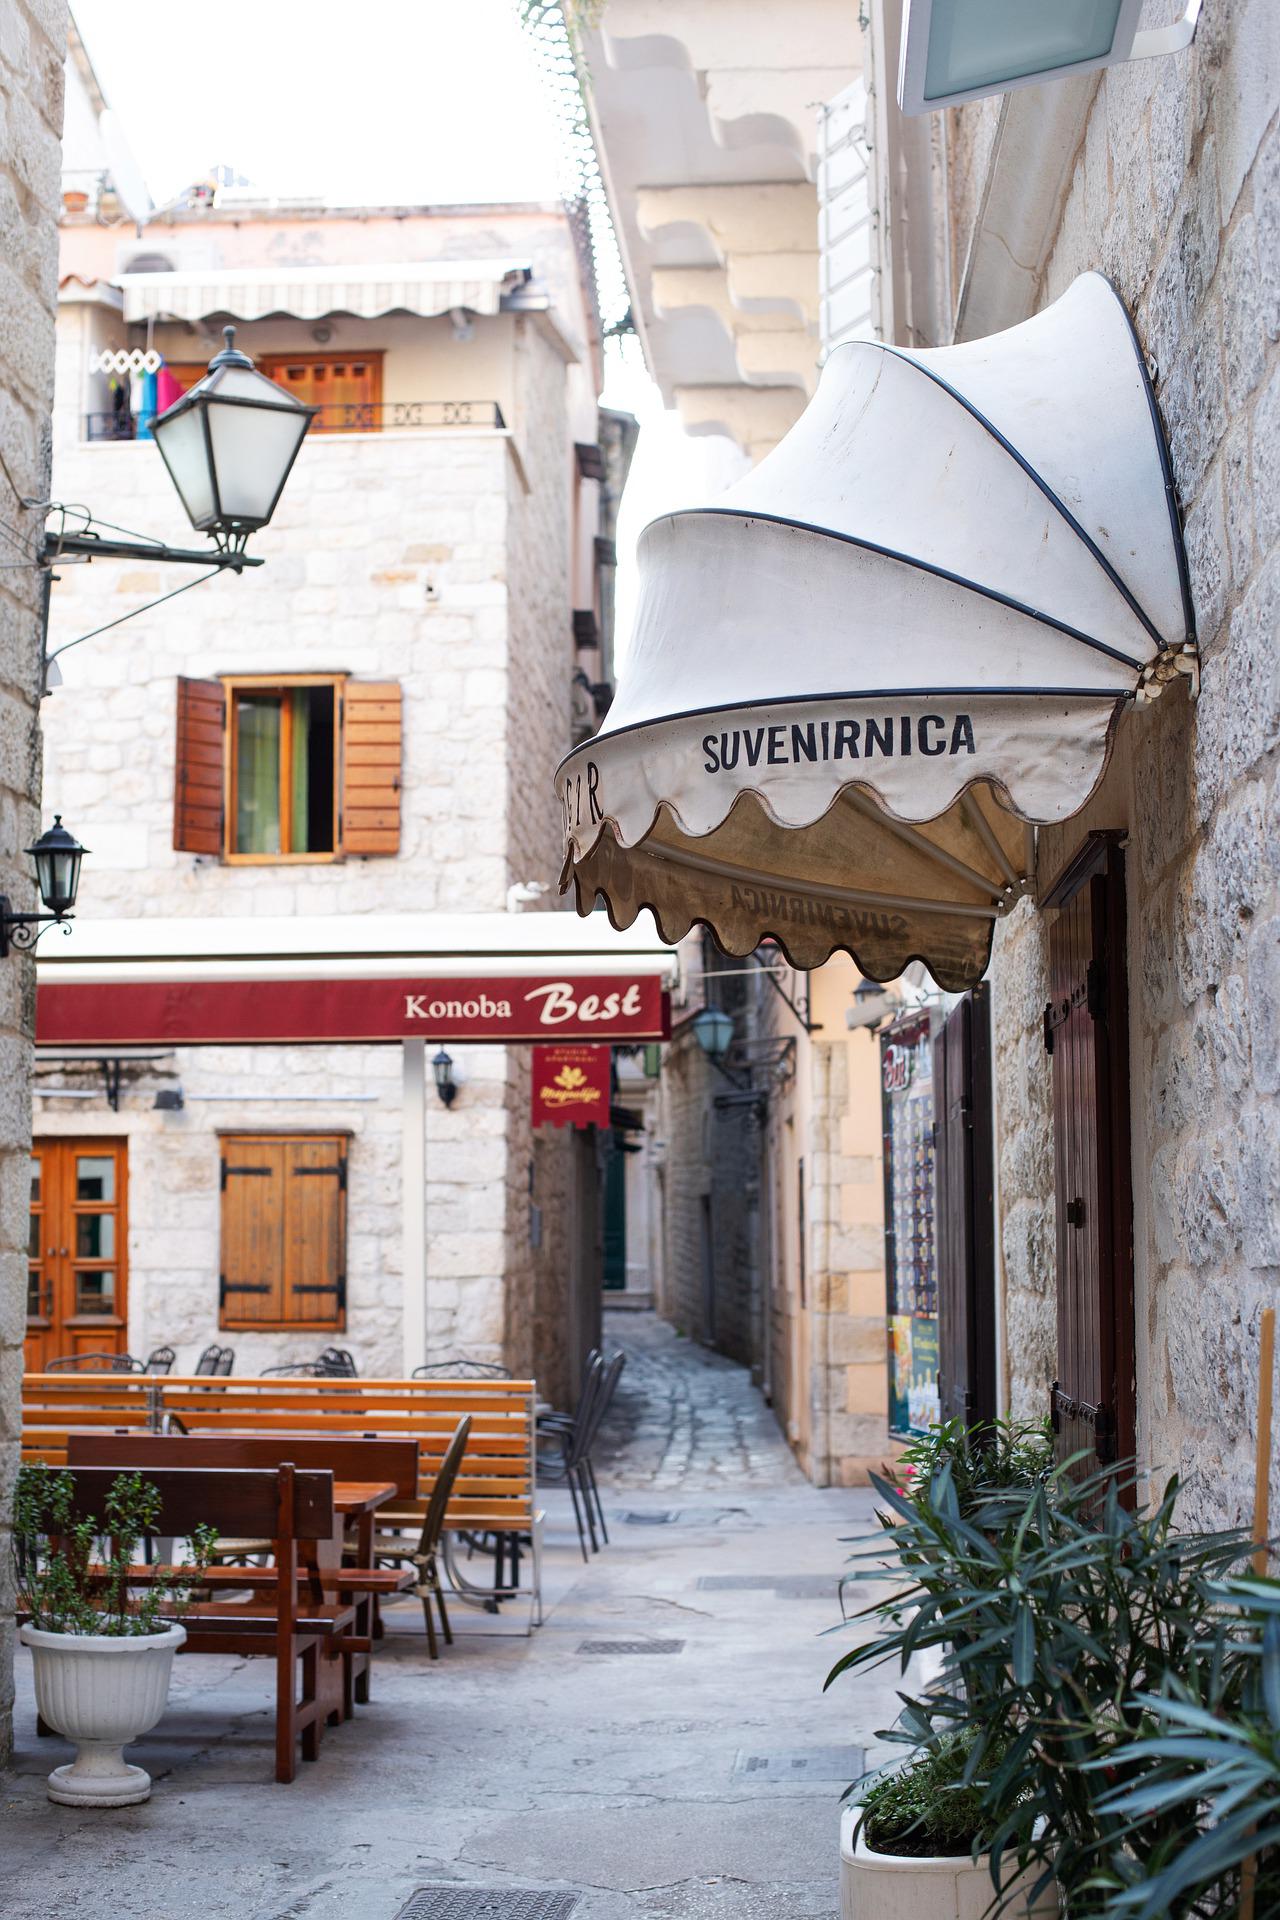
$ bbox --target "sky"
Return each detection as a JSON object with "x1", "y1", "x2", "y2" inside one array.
[{"x1": 70, "y1": 0, "x2": 741, "y2": 664}]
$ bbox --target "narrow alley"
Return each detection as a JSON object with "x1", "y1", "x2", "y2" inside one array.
[{"x1": 1, "y1": 1315, "x2": 900, "y2": 1920}]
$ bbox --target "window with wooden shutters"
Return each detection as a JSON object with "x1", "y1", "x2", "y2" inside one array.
[
  {"x1": 934, "y1": 984, "x2": 997, "y2": 1427},
  {"x1": 172, "y1": 677, "x2": 401, "y2": 862},
  {"x1": 1043, "y1": 835, "x2": 1135, "y2": 1479},
  {"x1": 341, "y1": 682, "x2": 402, "y2": 855},
  {"x1": 219, "y1": 1134, "x2": 347, "y2": 1330},
  {"x1": 173, "y1": 678, "x2": 225, "y2": 853}
]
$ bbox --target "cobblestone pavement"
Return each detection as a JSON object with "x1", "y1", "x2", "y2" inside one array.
[
  {"x1": 595, "y1": 1310, "x2": 808, "y2": 1491},
  {"x1": 1, "y1": 1312, "x2": 899, "y2": 1920}
]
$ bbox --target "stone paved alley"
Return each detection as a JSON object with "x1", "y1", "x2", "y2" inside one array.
[{"x1": 0, "y1": 1314, "x2": 903, "y2": 1920}]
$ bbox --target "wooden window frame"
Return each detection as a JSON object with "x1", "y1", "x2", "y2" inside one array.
[
  {"x1": 222, "y1": 673, "x2": 346, "y2": 865},
  {"x1": 260, "y1": 351, "x2": 384, "y2": 431},
  {"x1": 217, "y1": 1130, "x2": 349, "y2": 1333}
]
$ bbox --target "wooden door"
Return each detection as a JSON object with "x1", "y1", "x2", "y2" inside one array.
[
  {"x1": 935, "y1": 985, "x2": 997, "y2": 1426},
  {"x1": 1044, "y1": 836, "x2": 1135, "y2": 1478},
  {"x1": 26, "y1": 1140, "x2": 129, "y2": 1370},
  {"x1": 261, "y1": 354, "x2": 382, "y2": 432}
]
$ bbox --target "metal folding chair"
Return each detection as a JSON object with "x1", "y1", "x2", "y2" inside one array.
[
  {"x1": 144, "y1": 1346, "x2": 176, "y2": 1374},
  {"x1": 537, "y1": 1354, "x2": 606, "y2": 1560},
  {"x1": 372, "y1": 1417, "x2": 473, "y2": 1658},
  {"x1": 412, "y1": 1358, "x2": 513, "y2": 1378},
  {"x1": 45, "y1": 1351, "x2": 141, "y2": 1373}
]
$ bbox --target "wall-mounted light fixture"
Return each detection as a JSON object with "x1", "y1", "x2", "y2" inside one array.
[
  {"x1": 898, "y1": 0, "x2": 1202, "y2": 116},
  {"x1": 432, "y1": 1049, "x2": 458, "y2": 1107},
  {"x1": 691, "y1": 1006, "x2": 735, "y2": 1061},
  {"x1": 846, "y1": 976, "x2": 897, "y2": 1032},
  {"x1": 0, "y1": 816, "x2": 87, "y2": 957}
]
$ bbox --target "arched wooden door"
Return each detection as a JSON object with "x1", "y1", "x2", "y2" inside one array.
[{"x1": 26, "y1": 1140, "x2": 129, "y2": 1370}]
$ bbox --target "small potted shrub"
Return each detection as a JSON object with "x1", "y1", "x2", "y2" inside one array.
[
  {"x1": 841, "y1": 1735, "x2": 1057, "y2": 1919},
  {"x1": 15, "y1": 1465, "x2": 216, "y2": 1807}
]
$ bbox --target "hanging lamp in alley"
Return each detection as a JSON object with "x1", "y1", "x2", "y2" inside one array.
[{"x1": 556, "y1": 273, "x2": 1195, "y2": 990}]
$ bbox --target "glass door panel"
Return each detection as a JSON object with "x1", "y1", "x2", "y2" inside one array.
[{"x1": 25, "y1": 1140, "x2": 128, "y2": 1370}]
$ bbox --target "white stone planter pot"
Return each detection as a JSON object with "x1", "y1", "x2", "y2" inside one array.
[
  {"x1": 841, "y1": 1805, "x2": 1058, "y2": 1920},
  {"x1": 20, "y1": 1622, "x2": 186, "y2": 1806}
]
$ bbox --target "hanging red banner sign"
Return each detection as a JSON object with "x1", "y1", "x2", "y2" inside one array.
[{"x1": 531, "y1": 1044, "x2": 611, "y2": 1129}]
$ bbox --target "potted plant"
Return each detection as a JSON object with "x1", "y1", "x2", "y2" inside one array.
[
  {"x1": 841, "y1": 1734, "x2": 1057, "y2": 1919},
  {"x1": 15, "y1": 1464, "x2": 216, "y2": 1806}
]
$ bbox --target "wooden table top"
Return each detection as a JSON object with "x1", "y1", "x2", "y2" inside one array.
[{"x1": 333, "y1": 1480, "x2": 397, "y2": 1516}]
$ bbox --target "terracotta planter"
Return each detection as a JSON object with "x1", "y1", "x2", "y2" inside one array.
[
  {"x1": 62, "y1": 189, "x2": 89, "y2": 214},
  {"x1": 20, "y1": 1622, "x2": 186, "y2": 1806},
  {"x1": 841, "y1": 1805, "x2": 1058, "y2": 1920}
]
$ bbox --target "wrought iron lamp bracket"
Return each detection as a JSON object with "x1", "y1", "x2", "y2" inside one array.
[{"x1": 0, "y1": 903, "x2": 73, "y2": 959}]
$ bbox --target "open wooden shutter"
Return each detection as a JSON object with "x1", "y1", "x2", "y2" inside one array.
[
  {"x1": 341, "y1": 682, "x2": 401, "y2": 855},
  {"x1": 935, "y1": 984, "x2": 997, "y2": 1426},
  {"x1": 173, "y1": 678, "x2": 225, "y2": 854},
  {"x1": 1044, "y1": 836, "x2": 1135, "y2": 1479},
  {"x1": 219, "y1": 1142, "x2": 284, "y2": 1324},
  {"x1": 285, "y1": 1139, "x2": 347, "y2": 1324}
]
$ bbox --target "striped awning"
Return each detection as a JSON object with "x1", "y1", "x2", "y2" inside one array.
[{"x1": 118, "y1": 259, "x2": 532, "y2": 324}]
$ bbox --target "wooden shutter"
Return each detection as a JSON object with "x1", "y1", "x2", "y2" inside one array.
[
  {"x1": 935, "y1": 984, "x2": 997, "y2": 1426},
  {"x1": 173, "y1": 678, "x2": 225, "y2": 854},
  {"x1": 1044, "y1": 836, "x2": 1135, "y2": 1479},
  {"x1": 285, "y1": 1139, "x2": 347, "y2": 1324},
  {"x1": 220, "y1": 1136, "x2": 346, "y2": 1329},
  {"x1": 341, "y1": 682, "x2": 401, "y2": 855},
  {"x1": 219, "y1": 1142, "x2": 284, "y2": 1324}
]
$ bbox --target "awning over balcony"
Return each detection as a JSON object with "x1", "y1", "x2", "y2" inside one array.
[
  {"x1": 556, "y1": 273, "x2": 1195, "y2": 990},
  {"x1": 117, "y1": 259, "x2": 532, "y2": 324},
  {"x1": 36, "y1": 912, "x2": 678, "y2": 1045}
]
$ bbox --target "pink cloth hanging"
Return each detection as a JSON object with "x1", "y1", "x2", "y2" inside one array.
[{"x1": 155, "y1": 365, "x2": 184, "y2": 412}]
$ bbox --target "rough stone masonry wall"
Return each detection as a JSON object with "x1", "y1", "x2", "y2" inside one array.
[
  {"x1": 0, "y1": 0, "x2": 65, "y2": 1766},
  {"x1": 986, "y1": 0, "x2": 1280, "y2": 1530}
]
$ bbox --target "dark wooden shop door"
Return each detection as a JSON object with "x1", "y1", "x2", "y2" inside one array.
[
  {"x1": 26, "y1": 1139, "x2": 129, "y2": 1370},
  {"x1": 935, "y1": 984, "x2": 997, "y2": 1426},
  {"x1": 1044, "y1": 837, "x2": 1135, "y2": 1476}
]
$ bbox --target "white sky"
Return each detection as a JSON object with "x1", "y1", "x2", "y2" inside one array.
[{"x1": 70, "y1": 0, "x2": 741, "y2": 668}]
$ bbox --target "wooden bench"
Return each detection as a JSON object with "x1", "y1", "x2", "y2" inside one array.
[
  {"x1": 66, "y1": 1433, "x2": 420, "y2": 1700},
  {"x1": 25, "y1": 1373, "x2": 543, "y2": 1623},
  {"x1": 30, "y1": 1463, "x2": 383, "y2": 1782}
]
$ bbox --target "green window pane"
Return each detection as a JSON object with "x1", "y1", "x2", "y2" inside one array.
[
  {"x1": 76, "y1": 1156, "x2": 115, "y2": 1203},
  {"x1": 76, "y1": 1214, "x2": 115, "y2": 1260},
  {"x1": 236, "y1": 694, "x2": 282, "y2": 854},
  {"x1": 75, "y1": 1269, "x2": 116, "y2": 1315}
]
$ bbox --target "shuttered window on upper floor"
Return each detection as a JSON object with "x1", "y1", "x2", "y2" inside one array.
[
  {"x1": 219, "y1": 1134, "x2": 348, "y2": 1331},
  {"x1": 173, "y1": 676, "x2": 401, "y2": 861}
]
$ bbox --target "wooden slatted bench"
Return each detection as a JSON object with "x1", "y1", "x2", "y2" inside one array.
[
  {"x1": 24, "y1": 1373, "x2": 543, "y2": 1624},
  {"x1": 29, "y1": 1463, "x2": 377, "y2": 1782},
  {"x1": 66, "y1": 1433, "x2": 421, "y2": 1701}
]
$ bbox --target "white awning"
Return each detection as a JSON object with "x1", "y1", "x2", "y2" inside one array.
[
  {"x1": 118, "y1": 259, "x2": 532, "y2": 325},
  {"x1": 557, "y1": 273, "x2": 1196, "y2": 991}
]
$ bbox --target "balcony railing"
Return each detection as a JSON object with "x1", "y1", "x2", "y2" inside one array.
[{"x1": 84, "y1": 399, "x2": 507, "y2": 442}]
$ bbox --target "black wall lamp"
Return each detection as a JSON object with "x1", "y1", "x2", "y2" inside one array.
[
  {"x1": 432, "y1": 1049, "x2": 458, "y2": 1107},
  {"x1": 0, "y1": 816, "x2": 87, "y2": 956}
]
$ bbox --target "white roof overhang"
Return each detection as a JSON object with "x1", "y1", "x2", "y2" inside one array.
[
  {"x1": 556, "y1": 273, "x2": 1196, "y2": 990},
  {"x1": 117, "y1": 259, "x2": 532, "y2": 325}
]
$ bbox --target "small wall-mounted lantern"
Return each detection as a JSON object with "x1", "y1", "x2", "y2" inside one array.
[
  {"x1": 0, "y1": 816, "x2": 88, "y2": 957},
  {"x1": 432, "y1": 1049, "x2": 458, "y2": 1107},
  {"x1": 691, "y1": 1006, "x2": 735, "y2": 1061}
]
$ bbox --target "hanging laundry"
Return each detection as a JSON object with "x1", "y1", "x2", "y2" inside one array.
[
  {"x1": 136, "y1": 368, "x2": 158, "y2": 439},
  {"x1": 155, "y1": 363, "x2": 183, "y2": 413}
]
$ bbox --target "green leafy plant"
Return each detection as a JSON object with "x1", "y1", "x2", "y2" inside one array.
[
  {"x1": 827, "y1": 1452, "x2": 1256, "y2": 1916},
  {"x1": 14, "y1": 1463, "x2": 218, "y2": 1637},
  {"x1": 859, "y1": 1732, "x2": 1013, "y2": 1859},
  {"x1": 895, "y1": 1415, "x2": 1054, "y2": 1508}
]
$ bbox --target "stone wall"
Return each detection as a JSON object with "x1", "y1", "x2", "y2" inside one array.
[
  {"x1": 973, "y1": 0, "x2": 1280, "y2": 1528},
  {"x1": 0, "y1": 0, "x2": 65, "y2": 1766}
]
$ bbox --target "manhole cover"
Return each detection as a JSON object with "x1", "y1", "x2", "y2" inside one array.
[
  {"x1": 576, "y1": 1638, "x2": 685, "y2": 1655},
  {"x1": 621, "y1": 1510, "x2": 681, "y2": 1525},
  {"x1": 395, "y1": 1891, "x2": 580, "y2": 1920},
  {"x1": 734, "y1": 1745, "x2": 866, "y2": 1781}
]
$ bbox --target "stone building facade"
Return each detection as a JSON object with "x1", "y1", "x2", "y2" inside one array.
[
  {"x1": 31, "y1": 169, "x2": 620, "y2": 1408},
  {"x1": 0, "y1": 0, "x2": 66, "y2": 1769},
  {"x1": 863, "y1": 0, "x2": 1280, "y2": 1526}
]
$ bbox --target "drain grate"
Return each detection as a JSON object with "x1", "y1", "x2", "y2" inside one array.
[
  {"x1": 576, "y1": 1638, "x2": 685, "y2": 1655},
  {"x1": 621, "y1": 1510, "x2": 681, "y2": 1525},
  {"x1": 698, "y1": 1573, "x2": 841, "y2": 1598},
  {"x1": 734, "y1": 1745, "x2": 866, "y2": 1781},
  {"x1": 395, "y1": 1890, "x2": 580, "y2": 1920}
]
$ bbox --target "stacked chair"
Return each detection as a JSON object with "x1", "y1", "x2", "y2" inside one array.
[{"x1": 537, "y1": 1350, "x2": 626, "y2": 1561}]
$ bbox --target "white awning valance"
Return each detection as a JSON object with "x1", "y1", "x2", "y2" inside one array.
[
  {"x1": 556, "y1": 273, "x2": 1195, "y2": 990},
  {"x1": 118, "y1": 259, "x2": 531, "y2": 324}
]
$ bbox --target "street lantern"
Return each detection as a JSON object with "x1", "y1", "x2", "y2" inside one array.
[
  {"x1": 691, "y1": 1006, "x2": 735, "y2": 1060},
  {"x1": 1, "y1": 814, "x2": 88, "y2": 956},
  {"x1": 432, "y1": 1049, "x2": 458, "y2": 1107},
  {"x1": 151, "y1": 326, "x2": 317, "y2": 548}
]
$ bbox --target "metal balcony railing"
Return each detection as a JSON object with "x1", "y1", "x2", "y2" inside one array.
[{"x1": 84, "y1": 399, "x2": 507, "y2": 442}]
